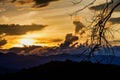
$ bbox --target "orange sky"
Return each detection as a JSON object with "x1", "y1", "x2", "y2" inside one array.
[{"x1": 0, "y1": 0, "x2": 120, "y2": 49}]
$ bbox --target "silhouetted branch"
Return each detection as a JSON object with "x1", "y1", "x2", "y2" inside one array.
[{"x1": 72, "y1": 0, "x2": 120, "y2": 62}]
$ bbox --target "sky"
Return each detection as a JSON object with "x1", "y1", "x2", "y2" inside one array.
[{"x1": 0, "y1": 0, "x2": 120, "y2": 49}]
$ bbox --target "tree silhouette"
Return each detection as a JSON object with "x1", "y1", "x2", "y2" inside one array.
[{"x1": 71, "y1": 0, "x2": 120, "y2": 61}]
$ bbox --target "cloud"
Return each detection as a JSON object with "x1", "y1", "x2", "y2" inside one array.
[
  {"x1": 32, "y1": 0, "x2": 59, "y2": 8},
  {"x1": 0, "y1": 34, "x2": 7, "y2": 47},
  {"x1": 90, "y1": 0, "x2": 120, "y2": 12},
  {"x1": 89, "y1": 0, "x2": 120, "y2": 24},
  {"x1": 0, "y1": 11, "x2": 43, "y2": 24},
  {"x1": 1, "y1": 16, "x2": 9, "y2": 22},
  {"x1": 60, "y1": 33, "x2": 78, "y2": 49},
  {"x1": 109, "y1": 17, "x2": 120, "y2": 24},
  {"x1": 0, "y1": 0, "x2": 6, "y2": 3},
  {"x1": 0, "y1": 0, "x2": 15, "y2": 3},
  {"x1": 51, "y1": 39, "x2": 63, "y2": 42},
  {"x1": 0, "y1": 24, "x2": 47, "y2": 35},
  {"x1": 0, "y1": 8, "x2": 6, "y2": 12},
  {"x1": 0, "y1": 0, "x2": 59, "y2": 8},
  {"x1": 73, "y1": 21, "x2": 85, "y2": 34},
  {"x1": 0, "y1": 39, "x2": 7, "y2": 47}
]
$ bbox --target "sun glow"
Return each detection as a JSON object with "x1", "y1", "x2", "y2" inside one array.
[
  {"x1": 19, "y1": 38, "x2": 36, "y2": 46},
  {"x1": 14, "y1": 32, "x2": 41, "y2": 47},
  {"x1": 1, "y1": 30, "x2": 63, "y2": 49},
  {"x1": 13, "y1": 31, "x2": 57, "y2": 48}
]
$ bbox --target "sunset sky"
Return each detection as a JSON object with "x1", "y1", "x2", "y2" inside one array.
[{"x1": 0, "y1": 0, "x2": 120, "y2": 49}]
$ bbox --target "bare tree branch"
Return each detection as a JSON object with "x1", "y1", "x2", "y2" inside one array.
[{"x1": 71, "y1": 0, "x2": 120, "y2": 62}]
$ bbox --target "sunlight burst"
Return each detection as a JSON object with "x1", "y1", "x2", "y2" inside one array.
[{"x1": 19, "y1": 38, "x2": 36, "y2": 46}]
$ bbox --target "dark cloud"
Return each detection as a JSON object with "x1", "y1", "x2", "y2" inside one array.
[
  {"x1": 73, "y1": 21, "x2": 85, "y2": 34},
  {"x1": 90, "y1": 0, "x2": 120, "y2": 24},
  {"x1": 0, "y1": 0, "x2": 14, "y2": 3},
  {"x1": 60, "y1": 33, "x2": 78, "y2": 49},
  {"x1": 51, "y1": 39, "x2": 63, "y2": 42},
  {"x1": 11, "y1": 0, "x2": 16, "y2": 3},
  {"x1": 0, "y1": 39, "x2": 7, "y2": 47},
  {"x1": 90, "y1": 0, "x2": 120, "y2": 11},
  {"x1": 0, "y1": 0, "x2": 6, "y2": 2},
  {"x1": 109, "y1": 17, "x2": 120, "y2": 24},
  {"x1": 0, "y1": 34, "x2": 7, "y2": 47},
  {"x1": 17, "y1": 1, "x2": 26, "y2": 5},
  {"x1": 0, "y1": 0, "x2": 59, "y2": 8},
  {"x1": 33, "y1": 0, "x2": 59, "y2": 8},
  {"x1": 0, "y1": 24, "x2": 47, "y2": 35}
]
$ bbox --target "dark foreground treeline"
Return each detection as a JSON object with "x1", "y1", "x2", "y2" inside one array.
[{"x1": 1, "y1": 60, "x2": 120, "y2": 80}]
